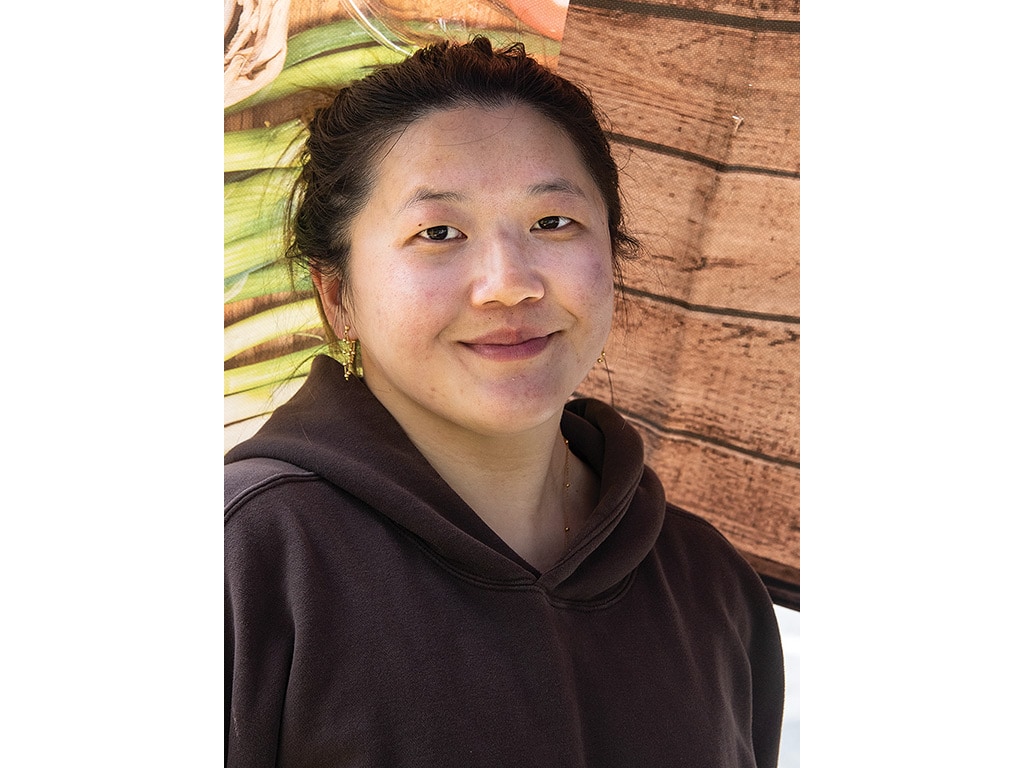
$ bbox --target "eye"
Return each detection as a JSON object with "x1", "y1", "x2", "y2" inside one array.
[
  {"x1": 532, "y1": 216, "x2": 572, "y2": 231},
  {"x1": 416, "y1": 225, "x2": 464, "y2": 241}
]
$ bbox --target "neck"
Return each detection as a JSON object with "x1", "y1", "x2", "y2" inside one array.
[
  {"x1": 360, "y1": 365, "x2": 600, "y2": 570},
  {"x1": 419, "y1": 423, "x2": 572, "y2": 569},
  {"x1": 373, "y1": 401, "x2": 574, "y2": 571}
]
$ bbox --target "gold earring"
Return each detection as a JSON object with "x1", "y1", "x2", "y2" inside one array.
[
  {"x1": 339, "y1": 325, "x2": 362, "y2": 380},
  {"x1": 596, "y1": 349, "x2": 607, "y2": 365}
]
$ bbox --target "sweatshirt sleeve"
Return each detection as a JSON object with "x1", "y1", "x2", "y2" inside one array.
[
  {"x1": 721, "y1": 534, "x2": 785, "y2": 768},
  {"x1": 225, "y1": 500, "x2": 295, "y2": 768},
  {"x1": 662, "y1": 505, "x2": 786, "y2": 768},
  {"x1": 750, "y1": 590, "x2": 786, "y2": 768}
]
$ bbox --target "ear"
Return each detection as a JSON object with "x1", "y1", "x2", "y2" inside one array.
[{"x1": 310, "y1": 270, "x2": 355, "y2": 339}]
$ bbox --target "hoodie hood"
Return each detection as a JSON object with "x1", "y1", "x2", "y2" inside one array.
[{"x1": 226, "y1": 355, "x2": 666, "y2": 602}]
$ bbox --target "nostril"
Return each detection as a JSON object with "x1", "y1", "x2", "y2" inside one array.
[{"x1": 471, "y1": 242, "x2": 545, "y2": 307}]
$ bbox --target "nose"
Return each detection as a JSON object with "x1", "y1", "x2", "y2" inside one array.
[{"x1": 469, "y1": 231, "x2": 545, "y2": 307}]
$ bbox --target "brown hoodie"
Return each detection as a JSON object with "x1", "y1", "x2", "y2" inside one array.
[{"x1": 225, "y1": 355, "x2": 784, "y2": 767}]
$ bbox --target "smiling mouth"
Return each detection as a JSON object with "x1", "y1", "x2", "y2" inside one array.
[{"x1": 461, "y1": 332, "x2": 555, "y2": 362}]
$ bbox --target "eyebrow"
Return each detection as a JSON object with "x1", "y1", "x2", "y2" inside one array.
[
  {"x1": 526, "y1": 178, "x2": 588, "y2": 198},
  {"x1": 400, "y1": 188, "x2": 464, "y2": 211},
  {"x1": 400, "y1": 178, "x2": 588, "y2": 212}
]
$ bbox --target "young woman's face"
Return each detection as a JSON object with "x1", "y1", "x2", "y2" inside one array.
[{"x1": 340, "y1": 104, "x2": 615, "y2": 439}]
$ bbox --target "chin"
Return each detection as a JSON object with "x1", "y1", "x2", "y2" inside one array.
[{"x1": 464, "y1": 381, "x2": 577, "y2": 433}]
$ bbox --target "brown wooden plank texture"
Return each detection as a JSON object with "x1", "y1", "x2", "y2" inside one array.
[
  {"x1": 560, "y1": 4, "x2": 799, "y2": 172},
  {"x1": 592, "y1": 0, "x2": 799, "y2": 24},
  {"x1": 579, "y1": 296, "x2": 798, "y2": 461},
  {"x1": 560, "y1": 0, "x2": 800, "y2": 602},
  {"x1": 615, "y1": 146, "x2": 799, "y2": 316}
]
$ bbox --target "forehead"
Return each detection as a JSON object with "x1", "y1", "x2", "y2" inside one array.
[
  {"x1": 367, "y1": 104, "x2": 603, "y2": 208},
  {"x1": 396, "y1": 102, "x2": 568, "y2": 152}
]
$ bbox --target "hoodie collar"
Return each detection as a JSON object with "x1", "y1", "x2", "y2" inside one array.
[{"x1": 226, "y1": 355, "x2": 665, "y2": 602}]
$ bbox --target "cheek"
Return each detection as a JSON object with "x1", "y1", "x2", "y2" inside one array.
[
  {"x1": 355, "y1": 263, "x2": 457, "y2": 345},
  {"x1": 574, "y1": 251, "x2": 616, "y2": 324}
]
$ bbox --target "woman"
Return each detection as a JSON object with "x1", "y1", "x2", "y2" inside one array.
[{"x1": 225, "y1": 36, "x2": 784, "y2": 767}]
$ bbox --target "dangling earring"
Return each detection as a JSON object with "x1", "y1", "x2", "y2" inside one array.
[
  {"x1": 597, "y1": 348, "x2": 614, "y2": 404},
  {"x1": 339, "y1": 325, "x2": 362, "y2": 380}
]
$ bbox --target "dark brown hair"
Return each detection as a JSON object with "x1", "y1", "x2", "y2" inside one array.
[{"x1": 287, "y1": 35, "x2": 638, "y2": 295}]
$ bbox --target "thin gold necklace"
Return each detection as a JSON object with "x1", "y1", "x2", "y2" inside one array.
[{"x1": 562, "y1": 437, "x2": 571, "y2": 551}]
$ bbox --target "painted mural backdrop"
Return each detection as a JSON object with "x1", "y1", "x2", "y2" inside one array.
[{"x1": 224, "y1": 0, "x2": 799, "y2": 604}]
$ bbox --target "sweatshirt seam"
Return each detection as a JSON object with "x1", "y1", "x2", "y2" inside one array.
[
  {"x1": 224, "y1": 471, "x2": 319, "y2": 526},
  {"x1": 399, "y1": 525, "x2": 638, "y2": 611},
  {"x1": 225, "y1": 472, "x2": 638, "y2": 610}
]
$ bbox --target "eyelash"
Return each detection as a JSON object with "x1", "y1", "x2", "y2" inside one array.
[
  {"x1": 532, "y1": 215, "x2": 572, "y2": 231},
  {"x1": 416, "y1": 216, "x2": 573, "y2": 241},
  {"x1": 417, "y1": 225, "x2": 463, "y2": 241}
]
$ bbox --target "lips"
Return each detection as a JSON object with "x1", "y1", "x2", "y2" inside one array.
[{"x1": 460, "y1": 328, "x2": 555, "y2": 361}]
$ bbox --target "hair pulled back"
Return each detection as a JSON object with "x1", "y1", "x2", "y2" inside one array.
[{"x1": 287, "y1": 35, "x2": 637, "y2": 292}]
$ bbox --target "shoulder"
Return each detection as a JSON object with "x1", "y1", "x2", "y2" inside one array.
[
  {"x1": 223, "y1": 457, "x2": 364, "y2": 554},
  {"x1": 224, "y1": 457, "x2": 380, "y2": 596},
  {"x1": 224, "y1": 457, "x2": 319, "y2": 524},
  {"x1": 653, "y1": 502, "x2": 777, "y2": 616},
  {"x1": 223, "y1": 455, "x2": 385, "y2": 558},
  {"x1": 660, "y1": 503, "x2": 746, "y2": 560}
]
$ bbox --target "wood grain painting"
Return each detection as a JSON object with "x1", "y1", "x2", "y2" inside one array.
[{"x1": 564, "y1": 0, "x2": 800, "y2": 605}]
